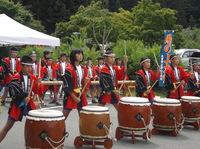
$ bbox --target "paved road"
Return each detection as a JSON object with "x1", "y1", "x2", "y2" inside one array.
[{"x1": 0, "y1": 96, "x2": 199, "y2": 149}]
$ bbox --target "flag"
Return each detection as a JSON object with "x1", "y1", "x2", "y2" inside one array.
[{"x1": 159, "y1": 31, "x2": 174, "y2": 87}]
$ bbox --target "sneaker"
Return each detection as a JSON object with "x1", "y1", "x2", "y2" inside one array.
[
  {"x1": 87, "y1": 94, "x2": 91, "y2": 98},
  {"x1": 49, "y1": 100, "x2": 56, "y2": 104},
  {"x1": 92, "y1": 99, "x2": 98, "y2": 103},
  {"x1": 55, "y1": 102, "x2": 61, "y2": 106},
  {"x1": 41, "y1": 101, "x2": 47, "y2": 107},
  {"x1": 1, "y1": 100, "x2": 5, "y2": 106}
]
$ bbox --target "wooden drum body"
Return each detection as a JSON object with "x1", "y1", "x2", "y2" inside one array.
[
  {"x1": 79, "y1": 106, "x2": 110, "y2": 140},
  {"x1": 118, "y1": 97, "x2": 151, "y2": 132},
  {"x1": 152, "y1": 98, "x2": 182, "y2": 131},
  {"x1": 25, "y1": 110, "x2": 66, "y2": 149},
  {"x1": 181, "y1": 96, "x2": 200, "y2": 122}
]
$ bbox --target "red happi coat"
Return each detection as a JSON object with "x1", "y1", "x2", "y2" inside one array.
[
  {"x1": 95, "y1": 64, "x2": 104, "y2": 81},
  {"x1": 115, "y1": 65, "x2": 129, "y2": 88},
  {"x1": 85, "y1": 65, "x2": 96, "y2": 89},
  {"x1": 99, "y1": 63, "x2": 123, "y2": 104},
  {"x1": 136, "y1": 69, "x2": 159, "y2": 100},
  {"x1": 41, "y1": 58, "x2": 55, "y2": 67},
  {"x1": 0, "y1": 66, "x2": 5, "y2": 84},
  {"x1": 30, "y1": 62, "x2": 42, "y2": 77},
  {"x1": 165, "y1": 65, "x2": 189, "y2": 99},
  {"x1": 8, "y1": 71, "x2": 43, "y2": 121},
  {"x1": 62, "y1": 64, "x2": 88, "y2": 109},
  {"x1": 55, "y1": 62, "x2": 69, "y2": 80},
  {"x1": 42, "y1": 65, "x2": 57, "y2": 90},
  {"x1": 2, "y1": 57, "x2": 21, "y2": 84},
  {"x1": 186, "y1": 71, "x2": 200, "y2": 96}
]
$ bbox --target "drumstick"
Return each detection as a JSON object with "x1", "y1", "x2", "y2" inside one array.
[
  {"x1": 124, "y1": 40, "x2": 127, "y2": 56},
  {"x1": 149, "y1": 80, "x2": 158, "y2": 90},
  {"x1": 78, "y1": 70, "x2": 89, "y2": 98},
  {"x1": 26, "y1": 80, "x2": 35, "y2": 106},
  {"x1": 175, "y1": 82, "x2": 182, "y2": 90},
  {"x1": 38, "y1": 58, "x2": 41, "y2": 78},
  {"x1": 153, "y1": 53, "x2": 159, "y2": 67}
]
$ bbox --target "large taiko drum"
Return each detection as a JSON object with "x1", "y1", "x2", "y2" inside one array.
[
  {"x1": 79, "y1": 106, "x2": 110, "y2": 140},
  {"x1": 118, "y1": 97, "x2": 151, "y2": 132},
  {"x1": 25, "y1": 110, "x2": 66, "y2": 149},
  {"x1": 180, "y1": 96, "x2": 200, "y2": 122},
  {"x1": 152, "y1": 98, "x2": 182, "y2": 131}
]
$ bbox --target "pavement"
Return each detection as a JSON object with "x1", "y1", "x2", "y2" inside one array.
[{"x1": 0, "y1": 94, "x2": 200, "y2": 149}]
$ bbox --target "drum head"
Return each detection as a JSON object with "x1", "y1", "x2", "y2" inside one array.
[
  {"x1": 82, "y1": 106, "x2": 109, "y2": 112},
  {"x1": 154, "y1": 98, "x2": 180, "y2": 104},
  {"x1": 120, "y1": 97, "x2": 149, "y2": 103},
  {"x1": 181, "y1": 96, "x2": 200, "y2": 101},
  {"x1": 27, "y1": 109, "x2": 65, "y2": 121}
]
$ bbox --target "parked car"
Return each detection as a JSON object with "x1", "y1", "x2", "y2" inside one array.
[{"x1": 175, "y1": 49, "x2": 200, "y2": 70}]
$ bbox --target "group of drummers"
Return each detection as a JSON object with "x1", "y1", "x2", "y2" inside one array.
[{"x1": 0, "y1": 46, "x2": 199, "y2": 143}]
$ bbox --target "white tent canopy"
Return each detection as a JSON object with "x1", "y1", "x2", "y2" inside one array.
[{"x1": 0, "y1": 14, "x2": 60, "y2": 46}]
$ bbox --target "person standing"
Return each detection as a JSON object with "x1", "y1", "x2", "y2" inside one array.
[
  {"x1": 0, "y1": 56, "x2": 43, "y2": 142},
  {"x1": 42, "y1": 57, "x2": 61, "y2": 106},
  {"x1": 85, "y1": 57, "x2": 98, "y2": 103},
  {"x1": 62, "y1": 49, "x2": 90, "y2": 120},
  {"x1": 136, "y1": 57, "x2": 160, "y2": 103},
  {"x1": 98, "y1": 50, "x2": 128, "y2": 110},
  {"x1": 186, "y1": 61, "x2": 200, "y2": 96},
  {"x1": 165, "y1": 54, "x2": 190, "y2": 99},
  {"x1": 0, "y1": 47, "x2": 21, "y2": 105}
]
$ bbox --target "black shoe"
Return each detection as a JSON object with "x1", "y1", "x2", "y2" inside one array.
[
  {"x1": 55, "y1": 102, "x2": 61, "y2": 106},
  {"x1": 59, "y1": 94, "x2": 62, "y2": 98},
  {"x1": 49, "y1": 100, "x2": 56, "y2": 104},
  {"x1": 92, "y1": 99, "x2": 98, "y2": 103},
  {"x1": 1, "y1": 100, "x2": 5, "y2": 106}
]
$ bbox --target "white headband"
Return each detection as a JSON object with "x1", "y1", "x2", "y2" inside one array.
[
  {"x1": 104, "y1": 53, "x2": 115, "y2": 57},
  {"x1": 21, "y1": 62, "x2": 33, "y2": 66},
  {"x1": 170, "y1": 55, "x2": 177, "y2": 60},
  {"x1": 140, "y1": 59, "x2": 150, "y2": 65}
]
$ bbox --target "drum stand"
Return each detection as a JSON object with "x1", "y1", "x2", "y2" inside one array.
[
  {"x1": 115, "y1": 127, "x2": 151, "y2": 144},
  {"x1": 183, "y1": 121, "x2": 200, "y2": 130},
  {"x1": 151, "y1": 127, "x2": 180, "y2": 137},
  {"x1": 74, "y1": 136, "x2": 113, "y2": 149}
]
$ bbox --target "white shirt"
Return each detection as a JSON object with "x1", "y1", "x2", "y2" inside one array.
[
  {"x1": 48, "y1": 66, "x2": 52, "y2": 78},
  {"x1": 194, "y1": 71, "x2": 199, "y2": 83},
  {"x1": 76, "y1": 65, "x2": 83, "y2": 87},
  {"x1": 32, "y1": 63, "x2": 37, "y2": 75},
  {"x1": 23, "y1": 75, "x2": 28, "y2": 92},
  {"x1": 145, "y1": 70, "x2": 150, "y2": 85},
  {"x1": 174, "y1": 67, "x2": 180, "y2": 81},
  {"x1": 61, "y1": 62, "x2": 66, "y2": 75},
  {"x1": 99, "y1": 65, "x2": 104, "y2": 68},
  {"x1": 88, "y1": 66, "x2": 93, "y2": 77},
  {"x1": 109, "y1": 66, "x2": 114, "y2": 76},
  {"x1": 11, "y1": 58, "x2": 15, "y2": 71}
]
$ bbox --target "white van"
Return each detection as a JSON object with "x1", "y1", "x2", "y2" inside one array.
[{"x1": 174, "y1": 49, "x2": 200, "y2": 69}]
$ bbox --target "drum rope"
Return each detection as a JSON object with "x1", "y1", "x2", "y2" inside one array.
[
  {"x1": 141, "y1": 118, "x2": 150, "y2": 141},
  {"x1": 44, "y1": 132, "x2": 69, "y2": 149},
  {"x1": 173, "y1": 114, "x2": 185, "y2": 133},
  {"x1": 103, "y1": 123, "x2": 117, "y2": 141}
]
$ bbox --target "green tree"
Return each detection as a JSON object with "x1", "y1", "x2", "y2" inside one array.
[
  {"x1": 0, "y1": 0, "x2": 45, "y2": 32},
  {"x1": 111, "y1": 0, "x2": 182, "y2": 45},
  {"x1": 54, "y1": 1, "x2": 113, "y2": 54}
]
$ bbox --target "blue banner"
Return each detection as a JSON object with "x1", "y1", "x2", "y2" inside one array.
[{"x1": 159, "y1": 31, "x2": 174, "y2": 87}]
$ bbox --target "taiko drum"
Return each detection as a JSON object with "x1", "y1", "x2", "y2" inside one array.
[
  {"x1": 180, "y1": 96, "x2": 200, "y2": 122},
  {"x1": 25, "y1": 109, "x2": 66, "y2": 149},
  {"x1": 79, "y1": 106, "x2": 110, "y2": 139},
  {"x1": 152, "y1": 98, "x2": 182, "y2": 131},
  {"x1": 118, "y1": 97, "x2": 151, "y2": 132}
]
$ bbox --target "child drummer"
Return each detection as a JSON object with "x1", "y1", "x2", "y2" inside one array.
[
  {"x1": 0, "y1": 56, "x2": 43, "y2": 142},
  {"x1": 136, "y1": 57, "x2": 160, "y2": 103},
  {"x1": 62, "y1": 49, "x2": 90, "y2": 120},
  {"x1": 41, "y1": 56, "x2": 61, "y2": 106},
  {"x1": 98, "y1": 50, "x2": 128, "y2": 110},
  {"x1": 186, "y1": 61, "x2": 200, "y2": 96},
  {"x1": 165, "y1": 54, "x2": 190, "y2": 99}
]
